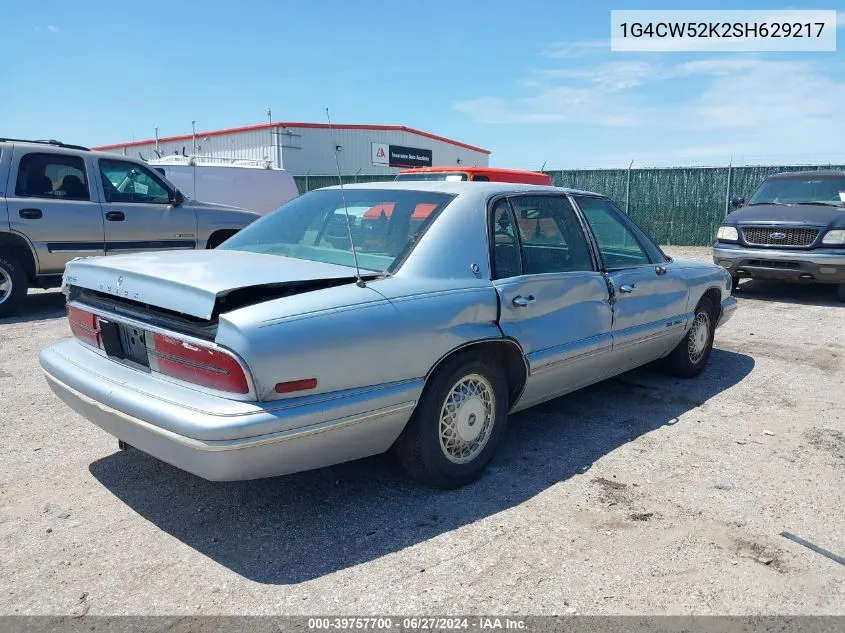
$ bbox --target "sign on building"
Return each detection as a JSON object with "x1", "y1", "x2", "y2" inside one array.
[{"x1": 372, "y1": 142, "x2": 432, "y2": 168}]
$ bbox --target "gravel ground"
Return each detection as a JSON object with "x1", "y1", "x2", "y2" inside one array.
[{"x1": 1, "y1": 246, "x2": 843, "y2": 616}]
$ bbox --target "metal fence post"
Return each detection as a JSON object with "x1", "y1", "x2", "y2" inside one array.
[
  {"x1": 724, "y1": 159, "x2": 733, "y2": 219},
  {"x1": 624, "y1": 160, "x2": 633, "y2": 214}
]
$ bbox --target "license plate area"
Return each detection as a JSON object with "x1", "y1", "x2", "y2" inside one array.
[{"x1": 99, "y1": 319, "x2": 150, "y2": 369}]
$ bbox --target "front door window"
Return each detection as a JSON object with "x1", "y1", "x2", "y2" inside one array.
[{"x1": 99, "y1": 159, "x2": 172, "y2": 204}]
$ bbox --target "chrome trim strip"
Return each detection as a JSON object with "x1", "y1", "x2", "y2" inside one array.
[
  {"x1": 528, "y1": 339, "x2": 613, "y2": 376},
  {"x1": 43, "y1": 370, "x2": 416, "y2": 452}
]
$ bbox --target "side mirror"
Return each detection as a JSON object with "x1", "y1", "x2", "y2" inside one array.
[
  {"x1": 170, "y1": 189, "x2": 185, "y2": 207},
  {"x1": 730, "y1": 197, "x2": 745, "y2": 209}
]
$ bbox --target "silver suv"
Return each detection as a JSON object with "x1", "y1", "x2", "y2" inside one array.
[{"x1": 0, "y1": 139, "x2": 261, "y2": 316}]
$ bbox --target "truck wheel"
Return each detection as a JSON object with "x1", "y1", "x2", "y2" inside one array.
[
  {"x1": 731, "y1": 276, "x2": 740, "y2": 293},
  {"x1": 0, "y1": 253, "x2": 29, "y2": 318},
  {"x1": 206, "y1": 230, "x2": 238, "y2": 249},
  {"x1": 837, "y1": 283, "x2": 845, "y2": 303},
  {"x1": 393, "y1": 350, "x2": 509, "y2": 489},
  {"x1": 662, "y1": 295, "x2": 716, "y2": 379}
]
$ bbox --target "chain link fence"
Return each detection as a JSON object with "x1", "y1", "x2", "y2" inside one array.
[
  {"x1": 294, "y1": 164, "x2": 844, "y2": 246},
  {"x1": 293, "y1": 174, "x2": 392, "y2": 195}
]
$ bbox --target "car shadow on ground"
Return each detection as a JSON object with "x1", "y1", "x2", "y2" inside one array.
[
  {"x1": 89, "y1": 348, "x2": 754, "y2": 586},
  {"x1": 735, "y1": 280, "x2": 843, "y2": 307},
  {"x1": 0, "y1": 290, "x2": 65, "y2": 324}
]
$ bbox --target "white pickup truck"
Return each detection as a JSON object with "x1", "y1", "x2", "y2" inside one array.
[{"x1": 0, "y1": 138, "x2": 261, "y2": 316}]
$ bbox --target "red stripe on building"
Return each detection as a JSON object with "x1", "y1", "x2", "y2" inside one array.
[{"x1": 92, "y1": 122, "x2": 491, "y2": 155}]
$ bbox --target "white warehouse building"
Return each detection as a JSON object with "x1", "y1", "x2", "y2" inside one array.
[{"x1": 93, "y1": 122, "x2": 490, "y2": 176}]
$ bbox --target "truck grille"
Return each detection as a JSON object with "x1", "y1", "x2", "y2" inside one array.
[{"x1": 741, "y1": 227, "x2": 819, "y2": 247}]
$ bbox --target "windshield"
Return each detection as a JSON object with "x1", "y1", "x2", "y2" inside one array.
[
  {"x1": 218, "y1": 189, "x2": 455, "y2": 273},
  {"x1": 749, "y1": 175, "x2": 845, "y2": 206},
  {"x1": 395, "y1": 172, "x2": 468, "y2": 182}
]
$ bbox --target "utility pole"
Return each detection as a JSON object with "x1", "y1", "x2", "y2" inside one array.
[{"x1": 191, "y1": 120, "x2": 197, "y2": 155}]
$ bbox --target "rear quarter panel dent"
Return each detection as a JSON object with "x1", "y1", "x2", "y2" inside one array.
[{"x1": 217, "y1": 284, "x2": 503, "y2": 402}]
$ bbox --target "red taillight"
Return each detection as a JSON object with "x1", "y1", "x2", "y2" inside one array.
[
  {"x1": 67, "y1": 306, "x2": 101, "y2": 348},
  {"x1": 149, "y1": 333, "x2": 249, "y2": 394},
  {"x1": 275, "y1": 378, "x2": 318, "y2": 394}
]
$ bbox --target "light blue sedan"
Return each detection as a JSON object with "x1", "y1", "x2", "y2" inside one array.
[{"x1": 40, "y1": 182, "x2": 736, "y2": 488}]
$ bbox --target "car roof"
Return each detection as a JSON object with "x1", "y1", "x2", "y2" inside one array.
[
  {"x1": 398, "y1": 166, "x2": 546, "y2": 176},
  {"x1": 0, "y1": 139, "x2": 148, "y2": 163},
  {"x1": 319, "y1": 180, "x2": 604, "y2": 197},
  {"x1": 767, "y1": 170, "x2": 845, "y2": 179}
]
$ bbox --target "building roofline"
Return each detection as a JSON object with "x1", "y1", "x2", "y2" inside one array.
[{"x1": 91, "y1": 122, "x2": 491, "y2": 155}]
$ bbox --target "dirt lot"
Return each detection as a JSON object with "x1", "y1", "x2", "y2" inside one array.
[{"x1": 1, "y1": 246, "x2": 843, "y2": 616}]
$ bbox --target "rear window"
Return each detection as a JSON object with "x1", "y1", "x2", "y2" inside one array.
[{"x1": 219, "y1": 188, "x2": 456, "y2": 273}]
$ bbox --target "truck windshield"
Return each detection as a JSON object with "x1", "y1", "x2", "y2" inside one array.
[
  {"x1": 395, "y1": 172, "x2": 468, "y2": 181},
  {"x1": 218, "y1": 189, "x2": 455, "y2": 273},
  {"x1": 749, "y1": 175, "x2": 845, "y2": 206}
]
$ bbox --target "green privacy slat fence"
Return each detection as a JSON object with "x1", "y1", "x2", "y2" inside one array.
[
  {"x1": 293, "y1": 174, "x2": 393, "y2": 195},
  {"x1": 548, "y1": 164, "x2": 845, "y2": 246},
  {"x1": 294, "y1": 165, "x2": 844, "y2": 246}
]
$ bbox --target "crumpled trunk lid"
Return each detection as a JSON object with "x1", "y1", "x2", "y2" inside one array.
[{"x1": 63, "y1": 249, "x2": 362, "y2": 320}]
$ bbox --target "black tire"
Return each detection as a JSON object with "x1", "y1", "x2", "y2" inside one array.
[
  {"x1": 393, "y1": 350, "x2": 509, "y2": 489},
  {"x1": 662, "y1": 295, "x2": 717, "y2": 379},
  {"x1": 837, "y1": 283, "x2": 845, "y2": 303},
  {"x1": 731, "y1": 276, "x2": 741, "y2": 293},
  {"x1": 206, "y1": 231, "x2": 237, "y2": 249},
  {"x1": 0, "y1": 253, "x2": 29, "y2": 318}
]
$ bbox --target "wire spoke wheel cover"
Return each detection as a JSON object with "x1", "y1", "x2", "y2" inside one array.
[
  {"x1": 687, "y1": 311, "x2": 711, "y2": 364},
  {"x1": 438, "y1": 373, "x2": 496, "y2": 464},
  {"x1": 0, "y1": 266, "x2": 12, "y2": 305}
]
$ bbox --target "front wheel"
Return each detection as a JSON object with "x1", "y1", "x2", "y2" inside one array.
[
  {"x1": 662, "y1": 297, "x2": 716, "y2": 378},
  {"x1": 837, "y1": 283, "x2": 845, "y2": 303},
  {"x1": 393, "y1": 350, "x2": 509, "y2": 489}
]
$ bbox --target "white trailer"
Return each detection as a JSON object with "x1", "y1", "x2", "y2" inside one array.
[{"x1": 146, "y1": 155, "x2": 299, "y2": 214}]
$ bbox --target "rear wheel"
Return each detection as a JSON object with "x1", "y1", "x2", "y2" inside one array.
[
  {"x1": 662, "y1": 296, "x2": 716, "y2": 378},
  {"x1": 0, "y1": 253, "x2": 28, "y2": 318},
  {"x1": 393, "y1": 350, "x2": 508, "y2": 489},
  {"x1": 837, "y1": 283, "x2": 845, "y2": 303}
]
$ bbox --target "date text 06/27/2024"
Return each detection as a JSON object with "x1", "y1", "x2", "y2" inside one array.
[{"x1": 306, "y1": 617, "x2": 528, "y2": 631}]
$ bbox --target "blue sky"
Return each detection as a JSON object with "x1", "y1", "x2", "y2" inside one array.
[{"x1": 3, "y1": 1, "x2": 845, "y2": 169}]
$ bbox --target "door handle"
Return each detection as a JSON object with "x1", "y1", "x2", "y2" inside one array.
[
  {"x1": 655, "y1": 265, "x2": 668, "y2": 275},
  {"x1": 105, "y1": 211, "x2": 125, "y2": 221},
  {"x1": 19, "y1": 208, "x2": 42, "y2": 219},
  {"x1": 619, "y1": 284, "x2": 636, "y2": 293},
  {"x1": 512, "y1": 295, "x2": 535, "y2": 307}
]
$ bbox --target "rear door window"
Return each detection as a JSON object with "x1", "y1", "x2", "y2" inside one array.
[
  {"x1": 507, "y1": 195, "x2": 594, "y2": 274},
  {"x1": 15, "y1": 152, "x2": 90, "y2": 201},
  {"x1": 574, "y1": 196, "x2": 658, "y2": 268}
]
